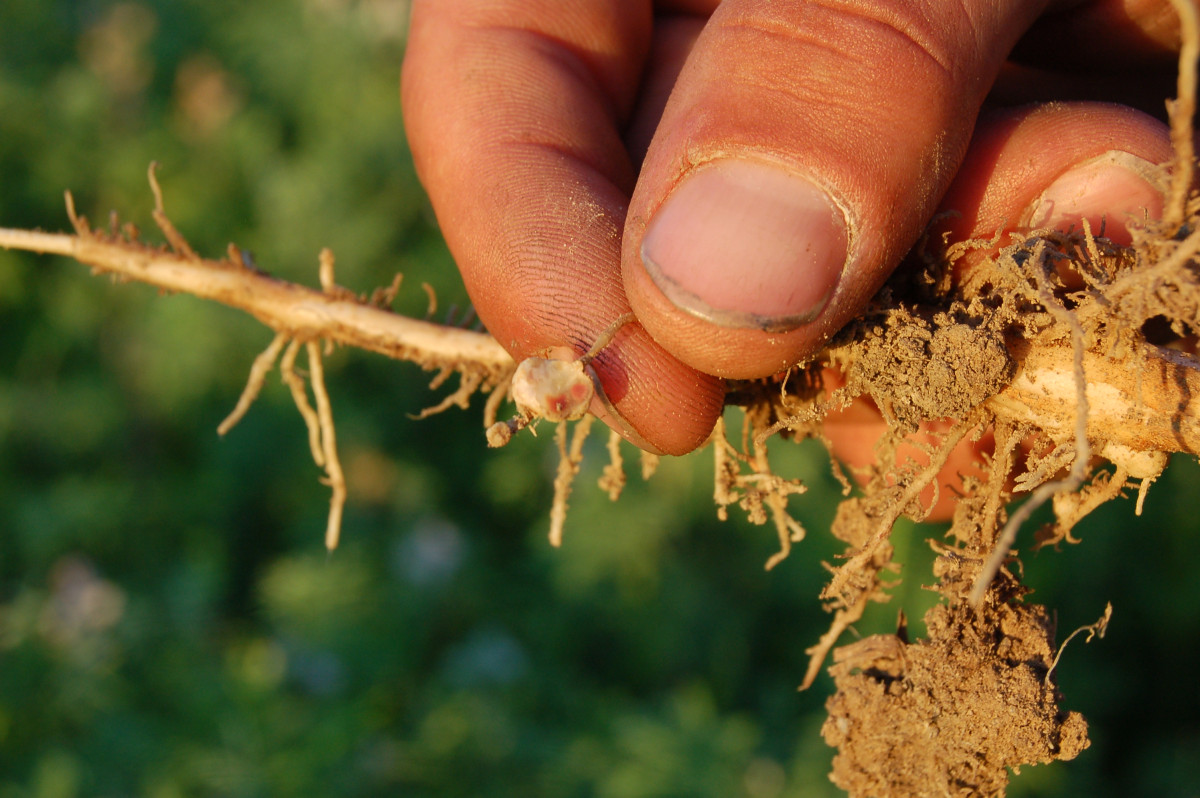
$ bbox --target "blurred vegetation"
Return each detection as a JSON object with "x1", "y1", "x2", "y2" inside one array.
[{"x1": 1, "y1": 2, "x2": 1198, "y2": 796}]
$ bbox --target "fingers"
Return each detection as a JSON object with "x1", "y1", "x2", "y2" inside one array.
[
  {"x1": 936, "y1": 102, "x2": 1173, "y2": 247},
  {"x1": 402, "y1": 0, "x2": 724, "y2": 455},
  {"x1": 821, "y1": 387, "x2": 995, "y2": 522},
  {"x1": 622, "y1": 0, "x2": 1051, "y2": 379}
]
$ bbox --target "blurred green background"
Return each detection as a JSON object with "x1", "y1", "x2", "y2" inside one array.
[{"x1": 1, "y1": 2, "x2": 1198, "y2": 796}]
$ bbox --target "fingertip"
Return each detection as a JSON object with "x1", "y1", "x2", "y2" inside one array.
[
  {"x1": 936, "y1": 103, "x2": 1174, "y2": 245},
  {"x1": 587, "y1": 322, "x2": 726, "y2": 456}
]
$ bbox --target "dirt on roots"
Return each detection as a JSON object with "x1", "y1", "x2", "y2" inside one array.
[{"x1": 716, "y1": 34, "x2": 1200, "y2": 792}]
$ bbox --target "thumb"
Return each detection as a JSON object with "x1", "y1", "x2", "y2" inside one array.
[{"x1": 623, "y1": 0, "x2": 1047, "y2": 379}]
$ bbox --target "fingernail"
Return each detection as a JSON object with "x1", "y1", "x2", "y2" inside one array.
[
  {"x1": 640, "y1": 158, "x2": 848, "y2": 332},
  {"x1": 1022, "y1": 151, "x2": 1165, "y2": 245},
  {"x1": 586, "y1": 378, "x2": 667, "y2": 457}
]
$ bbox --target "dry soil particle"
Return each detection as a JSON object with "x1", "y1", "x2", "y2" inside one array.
[
  {"x1": 822, "y1": 596, "x2": 1089, "y2": 798},
  {"x1": 846, "y1": 311, "x2": 1014, "y2": 434}
]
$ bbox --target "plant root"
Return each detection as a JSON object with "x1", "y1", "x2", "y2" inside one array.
[
  {"x1": 711, "y1": 413, "x2": 808, "y2": 570},
  {"x1": 3, "y1": 18, "x2": 1200, "y2": 791},
  {"x1": 1045, "y1": 602, "x2": 1112, "y2": 687},
  {"x1": 218, "y1": 332, "x2": 289, "y2": 437},
  {"x1": 968, "y1": 252, "x2": 1092, "y2": 606},
  {"x1": 215, "y1": 265, "x2": 350, "y2": 551},
  {"x1": 549, "y1": 417, "x2": 594, "y2": 548}
]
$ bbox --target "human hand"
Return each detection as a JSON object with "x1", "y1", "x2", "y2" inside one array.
[{"x1": 401, "y1": 0, "x2": 1178, "y2": 460}]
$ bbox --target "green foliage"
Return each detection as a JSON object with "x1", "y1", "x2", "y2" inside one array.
[{"x1": 1, "y1": 2, "x2": 1198, "y2": 795}]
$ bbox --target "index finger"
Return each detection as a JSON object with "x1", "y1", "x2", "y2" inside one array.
[{"x1": 401, "y1": 0, "x2": 724, "y2": 455}]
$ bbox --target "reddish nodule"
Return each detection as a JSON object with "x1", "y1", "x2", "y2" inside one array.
[{"x1": 510, "y1": 357, "x2": 595, "y2": 422}]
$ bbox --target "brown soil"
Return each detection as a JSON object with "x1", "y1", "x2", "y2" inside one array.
[{"x1": 824, "y1": 596, "x2": 1089, "y2": 797}]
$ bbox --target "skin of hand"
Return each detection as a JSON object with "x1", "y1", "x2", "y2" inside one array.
[{"x1": 401, "y1": 0, "x2": 1180, "y2": 488}]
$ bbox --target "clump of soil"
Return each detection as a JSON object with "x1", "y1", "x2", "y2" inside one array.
[
  {"x1": 848, "y1": 312, "x2": 1013, "y2": 433},
  {"x1": 823, "y1": 570, "x2": 1089, "y2": 796}
]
